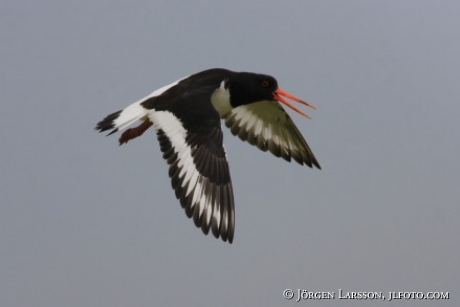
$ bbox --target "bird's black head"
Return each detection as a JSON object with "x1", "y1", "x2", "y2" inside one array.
[
  {"x1": 227, "y1": 71, "x2": 316, "y2": 118},
  {"x1": 228, "y1": 72, "x2": 279, "y2": 107}
]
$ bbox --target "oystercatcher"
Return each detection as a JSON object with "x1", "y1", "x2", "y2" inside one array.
[{"x1": 95, "y1": 68, "x2": 320, "y2": 243}]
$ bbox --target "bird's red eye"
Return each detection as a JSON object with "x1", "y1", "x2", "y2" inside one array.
[{"x1": 261, "y1": 80, "x2": 270, "y2": 87}]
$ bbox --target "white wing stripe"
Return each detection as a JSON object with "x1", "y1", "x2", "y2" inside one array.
[{"x1": 150, "y1": 110, "x2": 219, "y2": 225}]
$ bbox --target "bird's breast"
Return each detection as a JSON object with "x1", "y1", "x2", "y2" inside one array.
[{"x1": 211, "y1": 81, "x2": 232, "y2": 118}]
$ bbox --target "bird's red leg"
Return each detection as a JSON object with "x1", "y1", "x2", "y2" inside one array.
[{"x1": 119, "y1": 119, "x2": 153, "y2": 145}]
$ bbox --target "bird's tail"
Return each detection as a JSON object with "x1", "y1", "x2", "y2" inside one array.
[{"x1": 95, "y1": 101, "x2": 149, "y2": 136}]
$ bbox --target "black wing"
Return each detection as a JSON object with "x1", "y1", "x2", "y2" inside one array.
[
  {"x1": 149, "y1": 89, "x2": 235, "y2": 243},
  {"x1": 223, "y1": 100, "x2": 321, "y2": 169}
]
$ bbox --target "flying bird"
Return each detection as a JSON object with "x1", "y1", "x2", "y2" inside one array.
[{"x1": 95, "y1": 68, "x2": 320, "y2": 243}]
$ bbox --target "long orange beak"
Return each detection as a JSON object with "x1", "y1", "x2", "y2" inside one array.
[{"x1": 273, "y1": 88, "x2": 316, "y2": 119}]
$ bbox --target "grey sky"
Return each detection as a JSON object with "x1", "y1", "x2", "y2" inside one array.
[{"x1": 1, "y1": 1, "x2": 459, "y2": 306}]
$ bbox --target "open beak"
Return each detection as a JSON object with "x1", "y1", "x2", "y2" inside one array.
[{"x1": 273, "y1": 88, "x2": 316, "y2": 119}]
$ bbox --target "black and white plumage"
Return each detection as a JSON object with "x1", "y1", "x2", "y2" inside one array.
[{"x1": 95, "y1": 68, "x2": 320, "y2": 243}]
